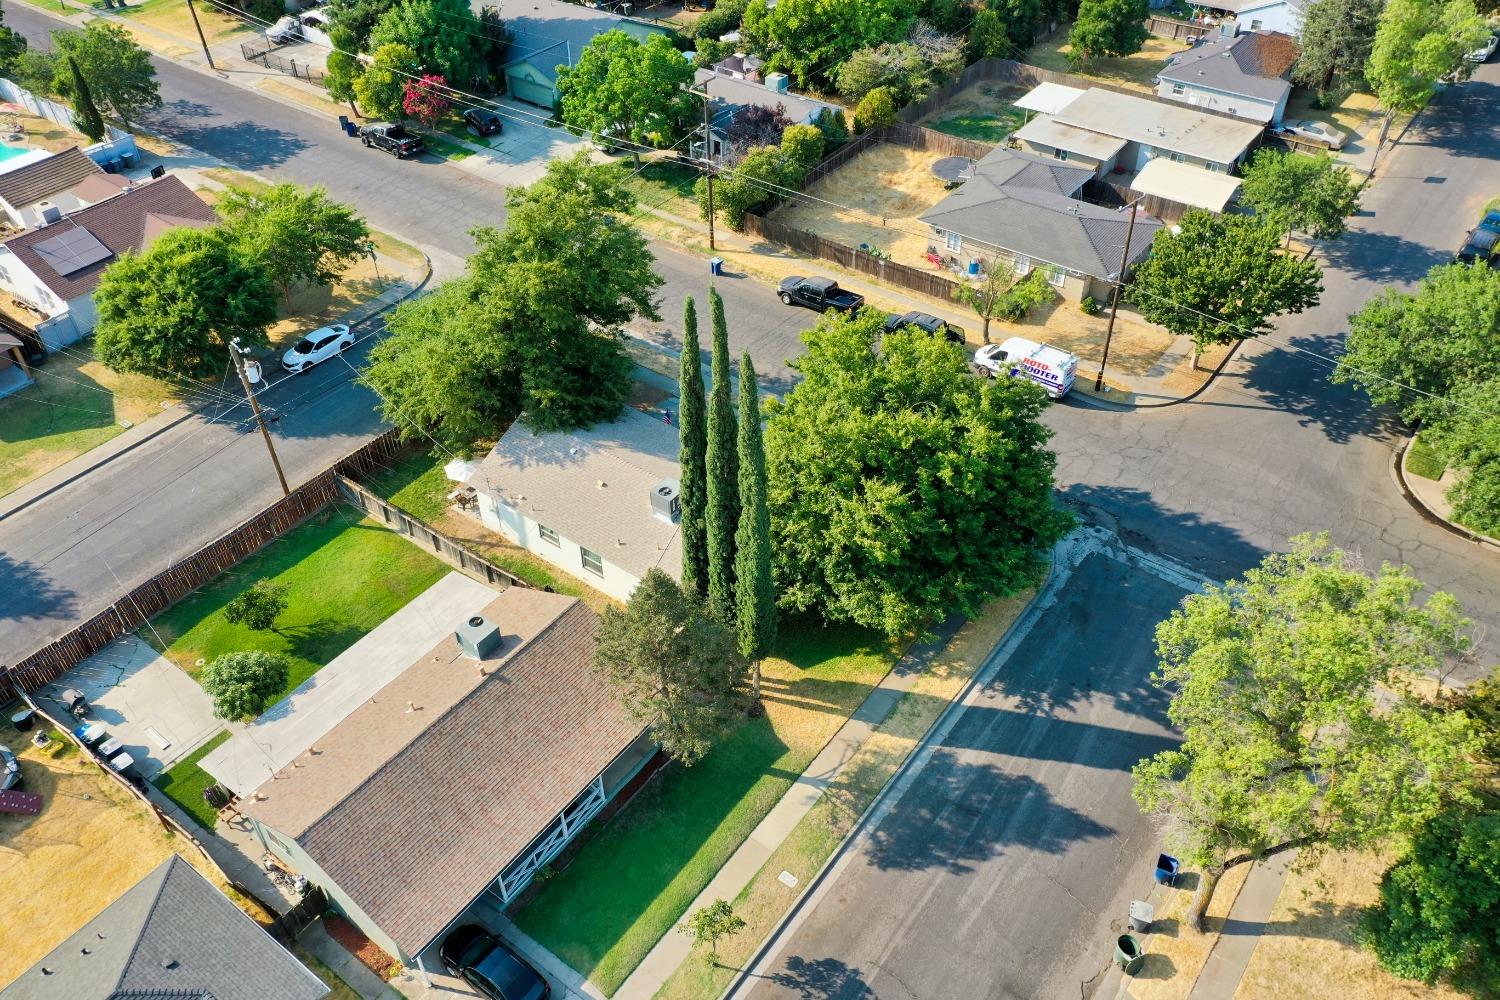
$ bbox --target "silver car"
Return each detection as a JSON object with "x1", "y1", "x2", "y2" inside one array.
[{"x1": 1277, "y1": 118, "x2": 1347, "y2": 150}]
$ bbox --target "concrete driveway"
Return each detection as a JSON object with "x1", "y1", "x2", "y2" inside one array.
[
  {"x1": 36, "y1": 634, "x2": 221, "y2": 780},
  {"x1": 737, "y1": 531, "x2": 1198, "y2": 1000}
]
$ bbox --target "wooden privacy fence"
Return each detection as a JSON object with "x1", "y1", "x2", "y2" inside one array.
[
  {"x1": 743, "y1": 213, "x2": 965, "y2": 301},
  {"x1": 1146, "y1": 14, "x2": 1212, "y2": 40},
  {"x1": 4, "y1": 430, "x2": 408, "y2": 698}
]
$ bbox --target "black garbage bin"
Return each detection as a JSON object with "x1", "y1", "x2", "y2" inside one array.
[{"x1": 10, "y1": 709, "x2": 34, "y2": 732}]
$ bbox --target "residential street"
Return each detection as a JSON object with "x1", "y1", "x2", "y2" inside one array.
[{"x1": 741, "y1": 541, "x2": 1189, "y2": 1000}]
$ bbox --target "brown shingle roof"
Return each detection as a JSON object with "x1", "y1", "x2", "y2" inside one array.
[
  {"x1": 0, "y1": 147, "x2": 102, "y2": 211},
  {"x1": 1, "y1": 174, "x2": 215, "y2": 301},
  {"x1": 245, "y1": 589, "x2": 643, "y2": 957}
]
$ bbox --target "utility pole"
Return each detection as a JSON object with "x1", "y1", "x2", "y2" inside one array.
[
  {"x1": 696, "y1": 88, "x2": 716, "y2": 251},
  {"x1": 230, "y1": 338, "x2": 290, "y2": 496},
  {"x1": 185, "y1": 0, "x2": 215, "y2": 70},
  {"x1": 1096, "y1": 199, "x2": 1139, "y2": 393}
]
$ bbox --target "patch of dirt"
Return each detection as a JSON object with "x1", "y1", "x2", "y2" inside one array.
[
  {"x1": 995, "y1": 299, "x2": 1175, "y2": 375},
  {"x1": 1159, "y1": 341, "x2": 1233, "y2": 395}
]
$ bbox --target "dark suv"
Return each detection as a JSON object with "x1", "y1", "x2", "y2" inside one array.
[
  {"x1": 464, "y1": 108, "x2": 504, "y2": 137},
  {"x1": 440, "y1": 926, "x2": 548, "y2": 1000},
  {"x1": 882, "y1": 310, "x2": 965, "y2": 344},
  {"x1": 360, "y1": 123, "x2": 424, "y2": 158}
]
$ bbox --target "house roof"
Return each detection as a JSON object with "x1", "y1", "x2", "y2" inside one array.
[
  {"x1": 244, "y1": 589, "x2": 642, "y2": 958},
  {"x1": 1013, "y1": 115, "x2": 1130, "y2": 161},
  {"x1": 1051, "y1": 88, "x2": 1266, "y2": 164},
  {"x1": 920, "y1": 155, "x2": 1162, "y2": 279},
  {"x1": 1131, "y1": 157, "x2": 1243, "y2": 212},
  {"x1": 1158, "y1": 31, "x2": 1298, "y2": 103},
  {"x1": 0, "y1": 856, "x2": 328, "y2": 1000},
  {"x1": 467, "y1": 405, "x2": 684, "y2": 580},
  {"x1": 1, "y1": 175, "x2": 216, "y2": 301},
  {"x1": 695, "y1": 68, "x2": 841, "y2": 125},
  {"x1": 971, "y1": 146, "x2": 1094, "y2": 197},
  {"x1": 1203, "y1": 0, "x2": 1304, "y2": 13},
  {"x1": 1014, "y1": 82, "x2": 1087, "y2": 115},
  {"x1": 496, "y1": 0, "x2": 672, "y2": 68},
  {"x1": 0, "y1": 147, "x2": 102, "y2": 210}
]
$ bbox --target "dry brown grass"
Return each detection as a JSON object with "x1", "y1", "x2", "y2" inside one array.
[
  {"x1": 129, "y1": 0, "x2": 254, "y2": 47},
  {"x1": 254, "y1": 79, "x2": 350, "y2": 121},
  {"x1": 1025, "y1": 34, "x2": 1190, "y2": 92},
  {"x1": 265, "y1": 256, "x2": 390, "y2": 351},
  {"x1": 0, "y1": 739, "x2": 233, "y2": 986},
  {"x1": 769, "y1": 144, "x2": 954, "y2": 268},
  {"x1": 1127, "y1": 863, "x2": 1254, "y2": 1000},
  {"x1": 1160, "y1": 341, "x2": 1234, "y2": 395},
  {"x1": 999, "y1": 299, "x2": 1175, "y2": 374},
  {"x1": 1233, "y1": 850, "x2": 1464, "y2": 1000},
  {"x1": 1284, "y1": 89, "x2": 1385, "y2": 138}
]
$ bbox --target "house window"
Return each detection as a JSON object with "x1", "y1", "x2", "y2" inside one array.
[
  {"x1": 1053, "y1": 148, "x2": 1069, "y2": 161},
  {"x1": 1168, "y1": 151, "x2": 1186, "y2": 163},
  {"x1": 1204, "y1": 163, "x2": 1220, "y2": 173},
  {"x1": 1250, "y1": 18, "x2": 1263, "y2": 29},
  {"x1": 1014, "y1": 254, "x2": 1031, "y2": 275},
  {"x1": 539, "y1": 524, "x2": 559, "y2": 546},
  {"x1": 1171, "y1": 83, "x2": 1185, "y2": 95},
  {"x1": 1041, "y1": 266, "x2": 1066, "y2": 288},
  {"x1": 581, "y1": 547, "x2": 604, "y2": 576},
  {"x1": 945, "y1": 230, "x2": 961, "y2": 252}
]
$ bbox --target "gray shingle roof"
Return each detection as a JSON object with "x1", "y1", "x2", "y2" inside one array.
[
  {"x1": 695, "y1": 68, "x2": 841, "y2": 125},
  {"x1": 0, "y1": 856, "x2": 327, "y2": 1000},
  {"x1": 0, "y1": 147, "x2": 102, "y2": 210},
  {"x1": 244, "y1": 590, "x2": 643, "y2": 959},
  {"x1": 971, "y1": 146, "x2": 1094, "y2": 197},
  {"x1": 920, "y1": 151, "x2": 1162, "y2": 279},
  {"x1": 1158, "y1": 31, "x2": 1298, "y2": 102}
]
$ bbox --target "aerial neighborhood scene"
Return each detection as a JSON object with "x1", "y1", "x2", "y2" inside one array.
[{"x1": 0, "y1": 0, "x2": 1499, "y2": 994}]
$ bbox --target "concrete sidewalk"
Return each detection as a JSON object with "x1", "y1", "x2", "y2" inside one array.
[
  {"x1": 1187, "y1": 854, "x2": 1296, "y2": 999},
  {"x1": 611, "y1": 617, "x2": 965, "y2": 999}
]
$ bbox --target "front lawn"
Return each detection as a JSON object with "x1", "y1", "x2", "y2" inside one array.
[
  {"x1": 513, "y1": 621, "x2": 895, "y2": 995},
  {"x1": 152, "y1": 730, "x2": 231, "y2": 831},
  {"x1": 623, "y1": 160, "x2": 701, "y2": 219},
  {"x1": 145, "y1": 509, "x2": 449, "y2": 702},
  {"x1": 1405, "y1": 435, "x2": 1447, "y2": 481}
]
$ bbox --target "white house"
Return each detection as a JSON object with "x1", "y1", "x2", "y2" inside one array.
[
  {"x1": 1155, "y1": 28, "x2": 1299, "y2": 124},
  {"x1": 466, "y1": 405, "x2": 683, "y2": 602},
  {"x1": 0, "y1": 146, "x2": 129, "y2": 229},
  {"x1": 1196, "y1": 0, "x2": 1307, "y2": 35}
]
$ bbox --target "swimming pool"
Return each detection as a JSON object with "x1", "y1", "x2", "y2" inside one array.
[{"x1": 0, "y1": 144, "x2": 30, "y2": 162}]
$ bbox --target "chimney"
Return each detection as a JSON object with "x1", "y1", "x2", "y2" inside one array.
[
  {"x1": 455, "y1": 614, "x2": 503, "y2": 659},
  {"x1": 650, "y1": 478, "x2": 682, "y2": 523},
  {"x1": 35, "y1": 201, "x2": 61, "y2": 227}
]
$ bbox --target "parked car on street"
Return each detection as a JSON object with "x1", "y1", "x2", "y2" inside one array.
[
  {"x1": 882, "y1": 310, "x2": 964, "y2": 344},
  {"x1": 1, "y1": 744, "x2": 21, "y2": 791},
  {"x1": 1465, "y1": 29, "x2": 1498, "y2": 63},
  {"x1": 1275, "y1": 118, "x2": 1347, "y2": 150},
  {"x1": 973, "y1": 337, "x2": 1078, "y2": 399},
  {"x1": 777, "y1": 276, "x2": 865, "y2": 313},
  {"x1": 360, "y1": 122, "x2": 424, "y2": 158},
  {"x1": 464, "y1": 108, "x2": 504, "y2": 137},
  {"x1": 440, "y1": 925, "x2": 549, "y2": 1000},
  {"x1": 1457, "y1": 226, "x2": 1499, "y2": 265},
  {"x1": 281, "y1": 324, "x2": 354, "y2": 373}
]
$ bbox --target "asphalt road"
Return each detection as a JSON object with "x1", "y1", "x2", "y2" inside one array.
[{"x1": 742, "y1": 545, "x2": 1188, "y2": 1000}]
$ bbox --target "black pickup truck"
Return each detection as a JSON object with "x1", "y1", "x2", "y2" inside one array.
[
  {"x1": 778, "y1": 276, "x2": 866, "y2": 313},
  {"x1": 360, "y1": 123, "x2": 424, "y2": 159},
  {"x1": 882, "y1": 310, "x2": 965, "y2": 344}
]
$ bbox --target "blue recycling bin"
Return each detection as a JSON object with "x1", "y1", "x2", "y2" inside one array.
[
  {"x1": 709, "y1": 256, "x2": 725, "y2": 276},
  {"x1": 967, "y1": 258, "x2": 980, "y2": 276},
  {"x1": 1154, "y1": 853, "x2": 1181, "y2": 887},
  {"x1": 344, "y1": 121, "x2": 360, "y2": 138}
]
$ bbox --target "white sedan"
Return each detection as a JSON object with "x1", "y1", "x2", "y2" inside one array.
[
  {"x1": 281, "y1": 324, "x2": 354, "y2": 373},
  {"x1": 1276, "y1": 118, "x2": 1347, "y2": 150}
]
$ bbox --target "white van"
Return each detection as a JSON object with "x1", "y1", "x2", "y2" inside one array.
[{"x1": 973, "y1": 337, "x2": 1078, "y2": 399}]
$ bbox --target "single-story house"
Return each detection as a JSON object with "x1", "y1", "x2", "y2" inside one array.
[
  {"x1": 0, "y1": 146, "x2": 129, "y2": 230},
  {"x1": 1156, "y1": 28, "x2": 1299, "y2": 123},
  {"x1": 919, "y1": 146, "x2": 1163, "y2": 302},
  {"x1": 242, "y1": 586, "x2": 654, "y2": 978},
  {"x1": 496, "y1": 0, "x2": 676, "y2": 108},
  {"x1": 466, "y1": 405, "x2": 683, "y2": 602},
  {"x1": 692, "y1": 57, "x2": 843, "y2": 160},
  {"x1": 1013, "y1": 86, "x2": 1265, "y2": 175},
  {"x1": 0, "y1": 855, "x2": 328, "y2": 1000},
  {"x1": 1194, "y1": 0, "x2": 1307, "y2": 36},
  {"x1": 0, "y1": 174, "x2": 216, "y2": 351}
]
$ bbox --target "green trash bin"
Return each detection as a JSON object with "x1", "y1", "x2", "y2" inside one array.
[{"x1": 1115, "y1": 934, "x2": 1146, "y2": 975}]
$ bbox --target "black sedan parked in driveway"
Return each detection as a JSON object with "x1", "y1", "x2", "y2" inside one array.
[
  {"x1": 440, "y1": 925, "x2": 549, "y2": 1000},
  {"x1": 464, "y1": 108, "x2": 504, "y2": 137}
]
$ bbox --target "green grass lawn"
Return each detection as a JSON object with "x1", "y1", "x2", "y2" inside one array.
[
  {"x1": 422, "y1": 134, "x2": 474, "y2": 161},
  {"x1": 623, "y1": 160, "x2": 701, "y2": 219},
  {"x1": 1405, "y1": 435, "x2": 1447, "y2": 481},
  {"x1": 152, "y1": 731, "x2": 230, "y2": 831},
  {"x1": 514, "y1": 621, "x2": 894, "y2": 995},
  {"x1": 361, "y1": 448, "x2": 452, "y2": 522},
  {"x1": 930, "y1": 107, "x2": 1026, "y2": 142},
  {"x1": 146, "y1": 509, "x2": 449, "y2": 703}
]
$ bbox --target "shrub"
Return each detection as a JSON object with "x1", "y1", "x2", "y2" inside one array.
[
  {"x1": 812, "y1": 106, "x2": 849, "y2": 149},
  {"x1": 995, "y1": 270, "x2": 1057, "y2": 321},
  {"x1": 1080, "y1": 294, "x2": 1102, "y2": 316},
  {"x1": 201, "y1": 650, "x2": 290, "y2": 721},
  {"x1": 202, "y1": 783, "x2": 231, "y2": 810},
  {"x1": 223, "y1": 580, "x2": 289, "y2": 632},
  {"x1": 851, "y1": 86, "x2": 898, "y2": 134}
]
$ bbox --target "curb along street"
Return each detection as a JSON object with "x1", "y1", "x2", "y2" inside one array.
[{"x1": 1391, "y1": 435, "x2": 1500, "y2": 555}]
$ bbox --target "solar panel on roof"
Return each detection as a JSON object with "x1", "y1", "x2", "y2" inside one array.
[{"x1": 32, "y1": 225, "x2": 113, "y2": 276}]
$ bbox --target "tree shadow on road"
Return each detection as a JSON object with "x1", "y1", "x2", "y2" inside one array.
[
  {"x1": 762, "y1": 956, "x2": 876, "y2": 999},
  {"x1": 145, "y1": 103, "x2": 311, "y2": 169},
  {"x1": 1058, "y1": 483, "x2": 1267, "y2": 582},
  {"x1": 0, "y1": 552, "x2": 76, "y2": 624},
  {"x1": 1232, "y1": 333, "x2": 1404, "y2": 447},
  {"x1": 1315, "y1": 227, "x2": 1453, "y2": 286}
]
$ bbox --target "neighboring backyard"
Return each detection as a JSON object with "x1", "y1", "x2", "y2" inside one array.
[
  {"x1": 513, "y1": 620, "x2": 897, "y2": 995},
  {"x1": 918, "y1": 82, "x2": 1028, "y2": 142},
  {"x1": 1023, "y1": 31, "x2": 1188, "y2": 91},
  {"x1": 151, "y1": 730, "x2": 232, "y2": 831},
  {"x1": 0, "y1": 346, "x2": 177, "y2": 498}
]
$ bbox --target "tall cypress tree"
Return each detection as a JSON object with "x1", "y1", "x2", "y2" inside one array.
[
  {"x1": 678, "y1": 296, "x2": 709, "y2": 599},
  {"x1": 705, "y1": 287, "x2": 739, "y2": 623},
  {"x1": 734, "y1": 354, "x2": 776, "y2": 701},
  {"x1": 68, "y1": 55, "x2": 106, "y2": 143}
]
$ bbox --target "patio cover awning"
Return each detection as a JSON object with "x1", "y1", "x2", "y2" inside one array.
[
  {"x1": 1014, "y1": 82, "x2": 1086, "y2": 116},
  {"x1": 1130, "y1": 158, "x2": 1243, "y2": 213}
]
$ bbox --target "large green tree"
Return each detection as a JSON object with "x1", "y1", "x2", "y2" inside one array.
[
  {"x1": 1292, "y1": 0, "x2": 1382, "y2": 99},
  {"x1": 1366, "y1": 0, "x2": 1488, "y2": 112},
  {"x1": 1067, "y1": 0, "x2": 1150, "y2": 64},
  {"x1": 1358, "y1": 808, "x2": 1500, "y2": 995},
  {"x1": 679, "y1": 296, "x2": 710, "y2": 601},
  {"x1": 325, "y1": 26, "x2": 365, "y2": 115},
  {"x1": 743, "y1": 0, "x2": 916, "y2": 90},
  {"x1": 52, "y1": 23, "x2": 160, "y2": 127},
  {"x1": 1133, "y1": 534, "x2": 1483, "y2": 930},
  {"x1": 593, "y1": 568, "x2": 745, "y2": 765},
  {"x1": 354, "y1": 42, "x2": 418, "y2": 121},
  {"x1": 369, "y1": 0, "x2": 490, "y2": 89},
  {"x1": 202, "y1": 651, "x2": 290, "y2": 721},
  {"x1": 705, "y1": 288, "x2": 739, "y2": 624},
  {"x1": 95, "y1": 227, "x2": 277, "y2": 381},
  {"x1": 1128, "y1": 210, "x2": 1322, "y2": 355},
  {"x1": 217, "y1": 183, "x2": 370, "y2": 302},
  {"x1": 1420, "y1": 378, "x2": 1500, "y2": 536},
  {"x1": 557, "y1": 31, "x2": 696, "y2": 163},
  {"x1": 767, "y1": 310, "x2": 1071, "y2": 637},
  {"x1": 325, "y1": 0, "x2": 397, "y2": 49},
  {"x1": 734, "y1": 354, "x2": 775, "y2": 701},
  {"x1": 0, "y1": 7, "x2": 27, "y2": 80},
  {"x1": 1238, "y1": 149, "x2": 1362, "y2": 244},
  {"x1": 66, "y1": 54, "x2": 105, "y2": 143},
  {"x1": 1333, "y1": 262, "x2": 1500, "y2": 424}
]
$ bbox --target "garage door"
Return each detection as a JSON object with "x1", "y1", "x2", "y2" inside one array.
[{"x1": 506, "y1": 63, "x2": 556, "y2": 109}]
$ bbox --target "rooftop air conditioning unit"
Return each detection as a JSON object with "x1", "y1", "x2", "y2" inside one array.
[
  {"x1": 765, "y1": 72, "x2": 790, "y2": 94},
  {"x1": 651, "y1": 478, "x2": 682, "y2": 523},
  {"x1": 455, "y1": 615, "x2": 503, "y2": 659},
  {"x1": 35, "y1": 201, "x2": 61, "y2": 227}
]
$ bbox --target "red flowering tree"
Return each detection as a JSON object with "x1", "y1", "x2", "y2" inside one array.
[{"x1": 402, "y1": 74, "x2": 452, "y2": 128}]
